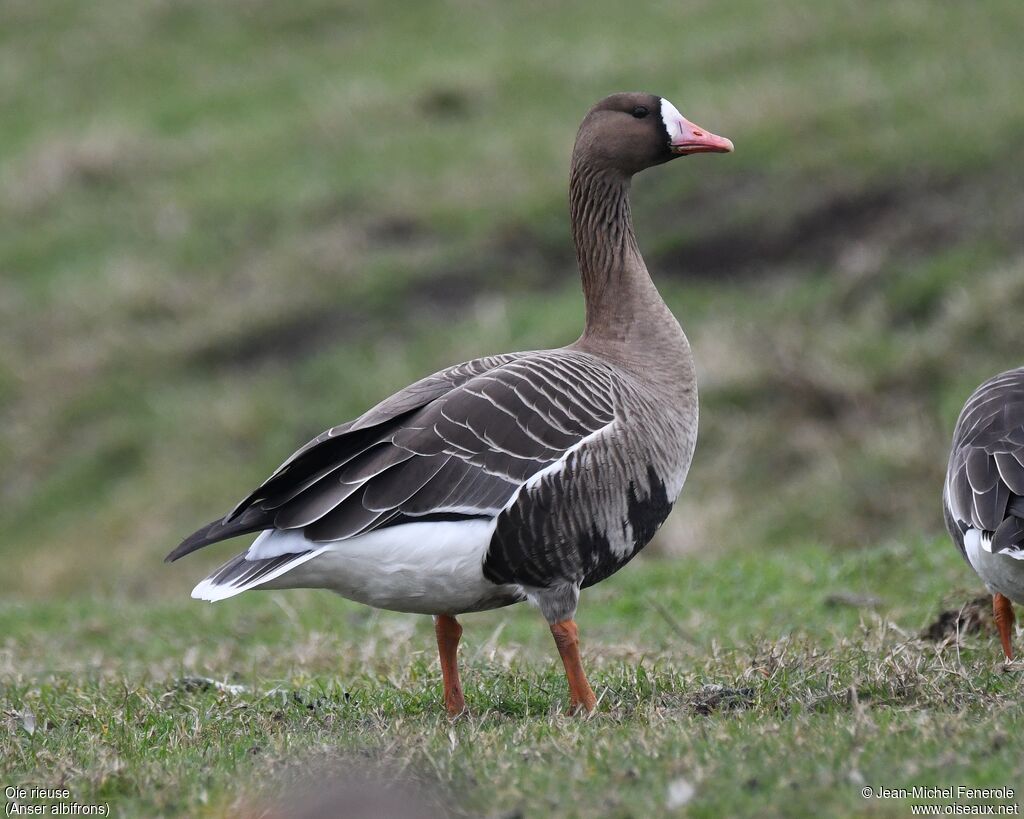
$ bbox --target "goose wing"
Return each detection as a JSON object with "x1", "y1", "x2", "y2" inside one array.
[
  {"x1": 945, "y1": 367, "x2": 1024, "y2": 559},
  {"x1": 167, "y1": 349, "x2": 618, "y2": 562}
]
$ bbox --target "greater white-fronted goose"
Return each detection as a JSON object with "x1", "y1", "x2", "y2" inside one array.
[
  {"x1": 944, "y1": 368, "x2": 1024, "y2": 659},
  {"x1": 167, "y1": 92, "x2": 733, "y2": 715}
]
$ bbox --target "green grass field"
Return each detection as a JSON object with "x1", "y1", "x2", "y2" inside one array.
[
  {"x1": 4, "y1": 538, "x2": 1022, "y2": 817},
  {"x1": 3, "y1": 0, "x2": 1024, "y2": 815}
]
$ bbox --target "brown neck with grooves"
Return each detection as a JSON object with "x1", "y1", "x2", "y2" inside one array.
[{"x1": 569, "y1": 156, "x2": 682, "y2": 361}]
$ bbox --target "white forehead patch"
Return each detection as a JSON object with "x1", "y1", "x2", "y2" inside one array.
[{"x1": 660, "y1": 98, "x2": 685, "y2": 141}]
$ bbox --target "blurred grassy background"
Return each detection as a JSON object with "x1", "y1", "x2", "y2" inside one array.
[{"x1": 2, "y1": 0, "x2": 1024, "y2": 596}]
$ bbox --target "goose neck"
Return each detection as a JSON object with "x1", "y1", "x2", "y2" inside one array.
[{"x1": 569, "y1": 160, "x2": 678, "y2": 354}]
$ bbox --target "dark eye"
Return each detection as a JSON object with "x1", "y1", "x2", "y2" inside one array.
[{"x1": 631, "y1": 106, "x2": 649, "y2": 119}]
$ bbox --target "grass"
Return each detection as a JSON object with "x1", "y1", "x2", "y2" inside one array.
[{"x1": 3, "y1": 537, "x2": 1023, "y2": 817}]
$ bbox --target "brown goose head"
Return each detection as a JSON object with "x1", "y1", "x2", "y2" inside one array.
[{"x1": 572, "y1": 92, "x2": 733, "y2": 176}]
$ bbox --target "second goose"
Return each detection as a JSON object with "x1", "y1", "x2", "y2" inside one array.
[{"x1": 945, "y1": 368, "x2": 1024, "y2": 660}]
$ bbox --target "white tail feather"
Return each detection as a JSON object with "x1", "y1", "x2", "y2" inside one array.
[{"x1": 191, "y1": 547, "x2": 329, "y2": 602}]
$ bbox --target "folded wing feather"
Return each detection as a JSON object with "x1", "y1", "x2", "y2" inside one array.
[
  {"x1": 167, "y1": 350, "x2": 619, "y2": 562},
  {"x1": 947, "y1": 368, "x2": 1024, "y2": 557}
]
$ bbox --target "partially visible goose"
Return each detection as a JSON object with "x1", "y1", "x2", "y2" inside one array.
[
  {"x1": 167, "y1": 92, "x2": 733, "y2": 715},
  {"x1": 944, "y1": 368, "x2": 1024, "y2": 659}
]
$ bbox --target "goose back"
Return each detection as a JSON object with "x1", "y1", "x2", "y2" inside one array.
[{"x1": 944, "y1": 367, "x2": 1024, "y2": 561}]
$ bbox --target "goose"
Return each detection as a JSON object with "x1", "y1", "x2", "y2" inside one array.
[
  {"x1": 944, "y1": 368, "x2": 1024, "y2": 660},
  {"x1": 167, "y1": 92, "x2": 734, "y2": 715}
]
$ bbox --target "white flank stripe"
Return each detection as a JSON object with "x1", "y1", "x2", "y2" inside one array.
[{"x1": 499, "y1": 420, "x2": 616, "y2": 513}]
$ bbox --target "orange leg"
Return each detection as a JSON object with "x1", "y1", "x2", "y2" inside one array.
[
  {"x1": 993, "y1": 593, "x2": 1015, "y2": 661},
  {"x1": 434, "y1": 614, "x2": 466, "y2": 717},
  {"x1": 550, "y1": 619, "x2": 597, "y2": 715}
]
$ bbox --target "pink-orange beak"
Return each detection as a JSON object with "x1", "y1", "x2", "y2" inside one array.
[{"x1": 668, "y1": 115, "x2": 734, "y2": 156}]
